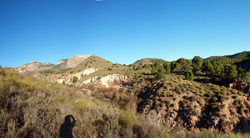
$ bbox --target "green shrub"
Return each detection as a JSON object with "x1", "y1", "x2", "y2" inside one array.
[
  {"x1": 72, "y1": 76, "x2": 78, "y2": 83},
  {"x1": 119, "y1": 110, "x2": 136, "y2": 127}
]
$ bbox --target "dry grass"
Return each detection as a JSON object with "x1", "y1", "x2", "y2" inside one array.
[{"x1": 0, "y1": 68, "x2": 167, "y2": 137}]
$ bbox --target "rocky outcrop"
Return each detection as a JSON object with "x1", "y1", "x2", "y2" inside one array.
[
  {"x1": 80, "y1": 77, "x2": 98, "y2": 85},
  {"x1": 66, "y1": 55, "x2": 91, "y2": 68},
  {"x1": 79, "y1": 74, "x2": 131, "y2": 88},
  {"x1": 74, "y1": 68, "x2": 98, "y2": 79},
  {"x1": 55, "y1": 59, "x2": 67, "y2": 65},
  {"x1": 56, "y1": 68, "x2": 98, "y2": 85},
  {"x1": 99, "y1": 74, "x2": 129, "y2": 87}
]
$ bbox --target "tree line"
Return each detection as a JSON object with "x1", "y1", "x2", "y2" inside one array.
[{"x1": 133, "y1": 56, "x2": 250, "y2": 82}]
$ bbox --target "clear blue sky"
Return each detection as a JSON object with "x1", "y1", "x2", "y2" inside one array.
[{"x1": 0, "y1": 0, "x2": 249, "y2": 67}]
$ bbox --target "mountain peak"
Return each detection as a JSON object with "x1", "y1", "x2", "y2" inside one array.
[
  {"x1": 65, "y1": 55, "x2": 91, "y2": 68},
  {"x1": 18, "y1": 55, "x2": 92, "y2": 71},
  {"x1": 30, "y1": 61, "x2": 38, "y2": 63}
]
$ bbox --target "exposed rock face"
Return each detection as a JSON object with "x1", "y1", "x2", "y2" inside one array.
[
  {"x1": 99, "y1": 74, "x2": 129, "y2": 87},
  {"x1": 55, "y1": 59, "x2": 67, "y2": 65},
  {"x1": 19, "y1": 61, "x2": 53, "y2": 71},
  {"x1": 56, "y1": 68, "x2": 98, "y2": 85},
  {"x1": 78, "y1": 74, "x2": 131, "y2": 88},
  {"x1": 81, "y1": 77, "x2": 98, "y2": 85},
  {"x1": 74, "y1": 68, "x2": 98, "y2": 79},
  {"x1": 66, "y1": 55, "x2": 91, "y2": 68}
]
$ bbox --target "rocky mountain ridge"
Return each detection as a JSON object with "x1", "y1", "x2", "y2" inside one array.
[
  {"x1": 17, "y1": 55, "x2": 91, "y2": 71},
  {"x1": 19, "y1": 61, "x2": 53, "y2": 71},
  {"x1": 15, "y1": 55, "x2": 132, "y2": 89}
]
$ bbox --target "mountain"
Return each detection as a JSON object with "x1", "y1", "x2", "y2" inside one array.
[
  {"x1": 52, "y1": 59, "x2": 68, "y2": 70},
  {"x1": 63, "y1": 55, "x2": 129, "y2": 75},
  {"x1": 47, "y1": 56, "x2": 133, "y2": 87},
  {"x1": 19, "y1": 61, "x2": 54, "y2": 71},
  {"x1": 18, "y1": 55, "x2": 91, "y2": 71},
  {"x1": 206, "y1": 51, "x2": 250, "y2": 60},
  {"x1": 205, "y1": 51, "x2": 250, "y2": 69},
  {"x1": 133, "y1": 58, "x2": 167, "y2": 66},
  {"x1": 15, "y1": 55, "x2": 135, "y2": 88},
  {"x1": 65, "y1": 55, "x2": 91, "y2": 68},
  {"x1": 226, "y1": 51, "x2": 250, "y2": 59}
]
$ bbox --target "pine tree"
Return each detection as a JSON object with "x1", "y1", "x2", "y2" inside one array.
[
  {"x1": 223, "y1": 65, "x2": 238, "y2": 81},
  {"x1": 202, "y1": 61, "x2": 214, "y2": 77},
  {"x1": 163, "y1": 62, "x2": 171, "y2": 74}
]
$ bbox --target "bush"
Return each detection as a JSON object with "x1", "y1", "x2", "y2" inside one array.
[
  {"x1": 185, "y1": 72, "x2": 194, "y2": 81},
  {"x1": 72, "y1": 76, "x2": 78, "y2": 83},
  {"x1": 119, "y1": 110, "x2": 136, "y2": 127}
]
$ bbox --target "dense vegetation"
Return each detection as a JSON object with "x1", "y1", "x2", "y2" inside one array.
[{"x1": 132, "y1": 52, "x2": 250, "y2": 83}]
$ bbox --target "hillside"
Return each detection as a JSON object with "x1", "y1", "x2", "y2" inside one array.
[
  {"x1": 204, "y1": 51, "x2": 250, "y2": 71},
  {"x1": 0, "y1": 67, "x2": 148, "y2": 137},
  {"x1": 135, "y1": 74, "x2": 250, "y2": 132},
  {"x1": 62, "y1": 56, "x2": 130, "y2": 75},
  {"x1": 52, "y1": 59, "x2": 68, "y2": 70},
  {"x1": 4, "y1": 51, "x2": 250, "y2": 137},
  {"x1": 206, "y1": 51, "x2": 250, "y2": 60},
  {"x1": 227, "y1": 51, "x2": 250, "y2": 59},
  {"x1": 133, "y1": 58, "x2": 167, "y2": 66},
  {"x1": 18, "y1": 56, "x2": 139, "y2": 88},
  {"x1": 2, "y1": 65, "x2": 250, "y2": 137}
]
